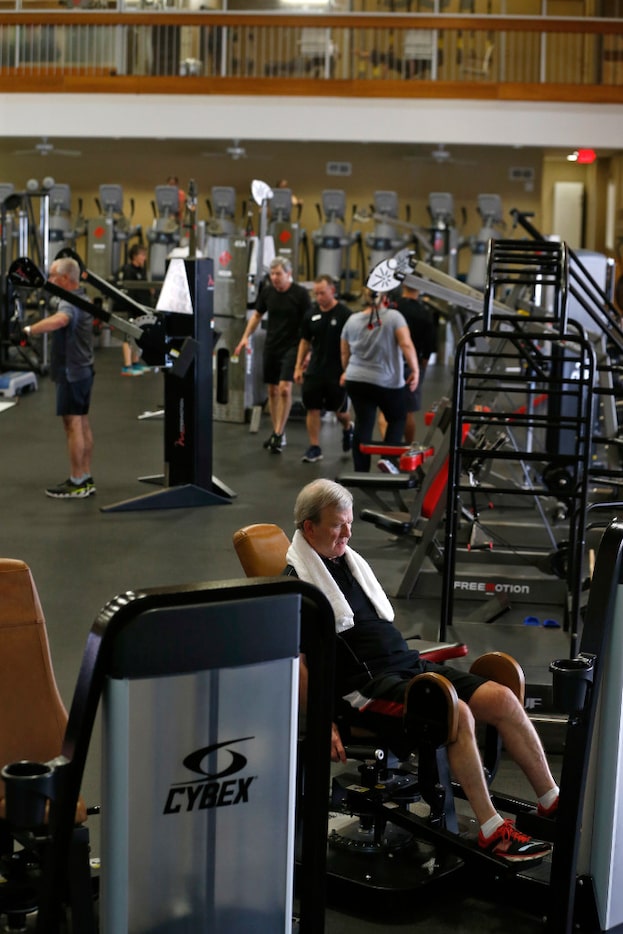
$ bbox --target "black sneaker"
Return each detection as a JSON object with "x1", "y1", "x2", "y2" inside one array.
[
  {"x1": 478, "y1": 819, "x2": 551, "y2": 865},
  {"x1": 46, "y1": 478, "x2": 90, "y2": 499},
  {"x1": 263, "y1": 433, "x2": 277, "y2": 450},
  {"x1": 270, "y1": 433, "x2": 284, "y2": 454},
  {"x1": 342, "y1": 425, "x2": 354, "y2": 452},
  {"x1": 302, "y1": 445, "x2": 323, "y2": 463},
  {"x1": 85, "y1": 476, "x2": 96, "y2": 496}
]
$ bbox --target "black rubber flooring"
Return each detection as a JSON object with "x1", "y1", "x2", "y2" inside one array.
[{"x1": 0, "y1": 344, "x2": 572, "y2": 933}]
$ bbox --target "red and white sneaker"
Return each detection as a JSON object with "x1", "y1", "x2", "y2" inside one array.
[{"x1": 478, "y1": 819, "x2": 551, "y2": 865}]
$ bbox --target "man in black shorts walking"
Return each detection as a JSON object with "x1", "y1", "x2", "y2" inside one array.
[
  {"x1": 22, "y1": 256, "x2": 96, "y2": 499},
  {"x1": 293, "y1": 275, "x2": 353, "y2": 463},
  {"x1": 234, "y1": 256, "x2": 311, "y2": 453}
]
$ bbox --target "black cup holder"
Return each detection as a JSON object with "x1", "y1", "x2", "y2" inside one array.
[
  {"x1": 1, "y1": 760, "x2": 55, "y2": 829},
  {"x1": 550, "y1": 656, "x2": 594, "y2": 714}
]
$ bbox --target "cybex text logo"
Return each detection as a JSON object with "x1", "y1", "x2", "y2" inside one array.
[{"x1": 163, "y1": 737, "x2": 256, "y2": 816}]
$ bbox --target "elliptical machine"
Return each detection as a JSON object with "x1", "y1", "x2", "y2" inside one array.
[
  {"x1": 268, "y1": 186, "x2": 306, "y2": 279},
  {"x1": 365, "y1": 190, "x2": 412, "y2": 271},
  {"x1": 147, "y1": 185, "x2": 181, "y2": 281},
  {"x1": 466, "y1": 193, "x2": 505, "y2": 290},
  {"x1": 427, "y1": 192, "x2": 464, "y2": 279},
  {"x1": 86, "y1": 184, "x2": 141, "y2": 280},
  {"x1": 47, "y1": 184, "x2": 85, "y2": 264},
  {"x1": 312, "y1": 189, "x2": 363, "y2": 297}
]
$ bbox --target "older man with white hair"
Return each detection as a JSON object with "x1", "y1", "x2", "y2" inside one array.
[{"x1": 286, "y1": 478, "x2": 558, "y2": 867}]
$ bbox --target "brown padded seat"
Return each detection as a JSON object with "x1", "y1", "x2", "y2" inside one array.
[
  {"x1": 232, "y1": 523, "x2": 291, "y2": 578},
  {"x1": 0, "y1": 559, "x2": 87, "y2": 824}
]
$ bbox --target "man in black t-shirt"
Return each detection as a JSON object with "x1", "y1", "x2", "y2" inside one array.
[
  {"x1": 293, "y1": 275, "x2": 353, "y2": 463},
  {"x1": 287, "y1": 479, "x2": 558, "y2": 868},
  {"x1": 234, "y1": 256, "x2": 311, "y2": 453}
]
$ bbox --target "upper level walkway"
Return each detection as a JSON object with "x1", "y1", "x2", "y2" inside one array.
[{"x1": 1, "y1": 10, "x2": 622, "y2": 103}]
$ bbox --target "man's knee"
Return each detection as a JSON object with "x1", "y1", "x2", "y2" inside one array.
[{"x1": 470, "y1": 680, "x2": 522, "y2": 725}]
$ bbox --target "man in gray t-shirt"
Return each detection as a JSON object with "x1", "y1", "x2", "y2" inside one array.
[{"x1": 22, "y1": 256, "x2": 96, "y2": 499}]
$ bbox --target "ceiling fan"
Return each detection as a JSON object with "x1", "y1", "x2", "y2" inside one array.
[
  {"x1": 405, "y1": 144, "x2": 476, "y2": 166},
  {"x1": 12, "y1": 137, "x2": 82, "y2": 158},
  {"x1": 201, "y1": 139, "x2": 271, "y2": 162},
  {"x1": 201, "y1": 139, "x2": 249, "y2": 161}
]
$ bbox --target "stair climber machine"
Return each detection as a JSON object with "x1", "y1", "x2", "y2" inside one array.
[
  {"x1": 85, "y1": 184, "x2": 142, "y2": 280},
  {"x1": 365, "y1": 190, "x2": 413, "y2": 273},
  {"x1": 147, "y1": 184, "x2": 182, "y2": 281},
  {"x1": 9, "y1": 248, "x2": 235, "y2": 511},
  {"x1": 466, "y1": 193, "x2": 505, "y2": 290},
  {"x1": 267, "y1": 185, "x2": 307, "y2": 279},
  {"x1": 312, "y1": 189, "x2": 364, "y2": 299},
  {"x1": 204, "y1": 186, "x2": 253, "y2": 424}
]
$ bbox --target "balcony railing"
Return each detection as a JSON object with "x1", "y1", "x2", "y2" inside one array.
[{"x1": 0, "y1": 12, "x2": 622, "y2": 101}]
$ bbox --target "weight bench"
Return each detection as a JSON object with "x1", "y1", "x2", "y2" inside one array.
[
  {"x1": 334, "y1": 467, "x2": 420, "y2": 514},
  {"x1": 336, "y1": 398, "x2": 452, "y2": 531},
  {"x1": 232, "y1": 523, "x2": 532, "y2": 893}
]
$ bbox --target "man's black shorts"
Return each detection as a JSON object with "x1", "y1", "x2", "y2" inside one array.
[
  {"x1": 302, "y1": 377, "x2": 348, "y2": 413},
  {"x1": 56, "y1": 371, "x2": 94, "y2": 416},
  {"x1": 263, "y1": 346, "x2": 297, "y2": 385},
  {"x1": 363, "y1": 661, "x2": 486, "y2": 707}
]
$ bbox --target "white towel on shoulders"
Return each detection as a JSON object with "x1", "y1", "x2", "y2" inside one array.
[{"x1": 286, "y1": 529, "x2": 394, "y2": 633}]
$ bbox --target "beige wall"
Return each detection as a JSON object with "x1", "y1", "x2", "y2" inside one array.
[
  {"x1": 540, "y1": 153, "x2": 620, "y2": 257},
  {"x1": 1, "y1": 137, "x2": 619, "y2": 277},
  {"x1": 0, "y1": 138, "x2": 545, "y2": 278}
]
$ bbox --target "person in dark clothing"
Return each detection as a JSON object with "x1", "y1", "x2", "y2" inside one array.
[
  {"x1": 117, "y1": 243, "x2": 152, "y2": 376},
  {"x1": 294, "y1": 275, "x2": 353, "y2": 463},
  {"x1": 286, "y1": 478, "x2": 559, "y2": 867},
  {"x1": 234, "y1": 255, "x2": 312, "y2": 453},
  {"x1": 395, "y1": 283, "x2": 437, "y2": 444},
  {"x1": 22, "y1": 257, "x2": 95, "y2": 498},
  {"x1": 340, "y1": 291, "x2": 418, "y2": 473}
]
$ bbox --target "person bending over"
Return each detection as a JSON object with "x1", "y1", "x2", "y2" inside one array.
[{"x1": 286, "y1": 478, "x2": 558, "y2": 866}]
